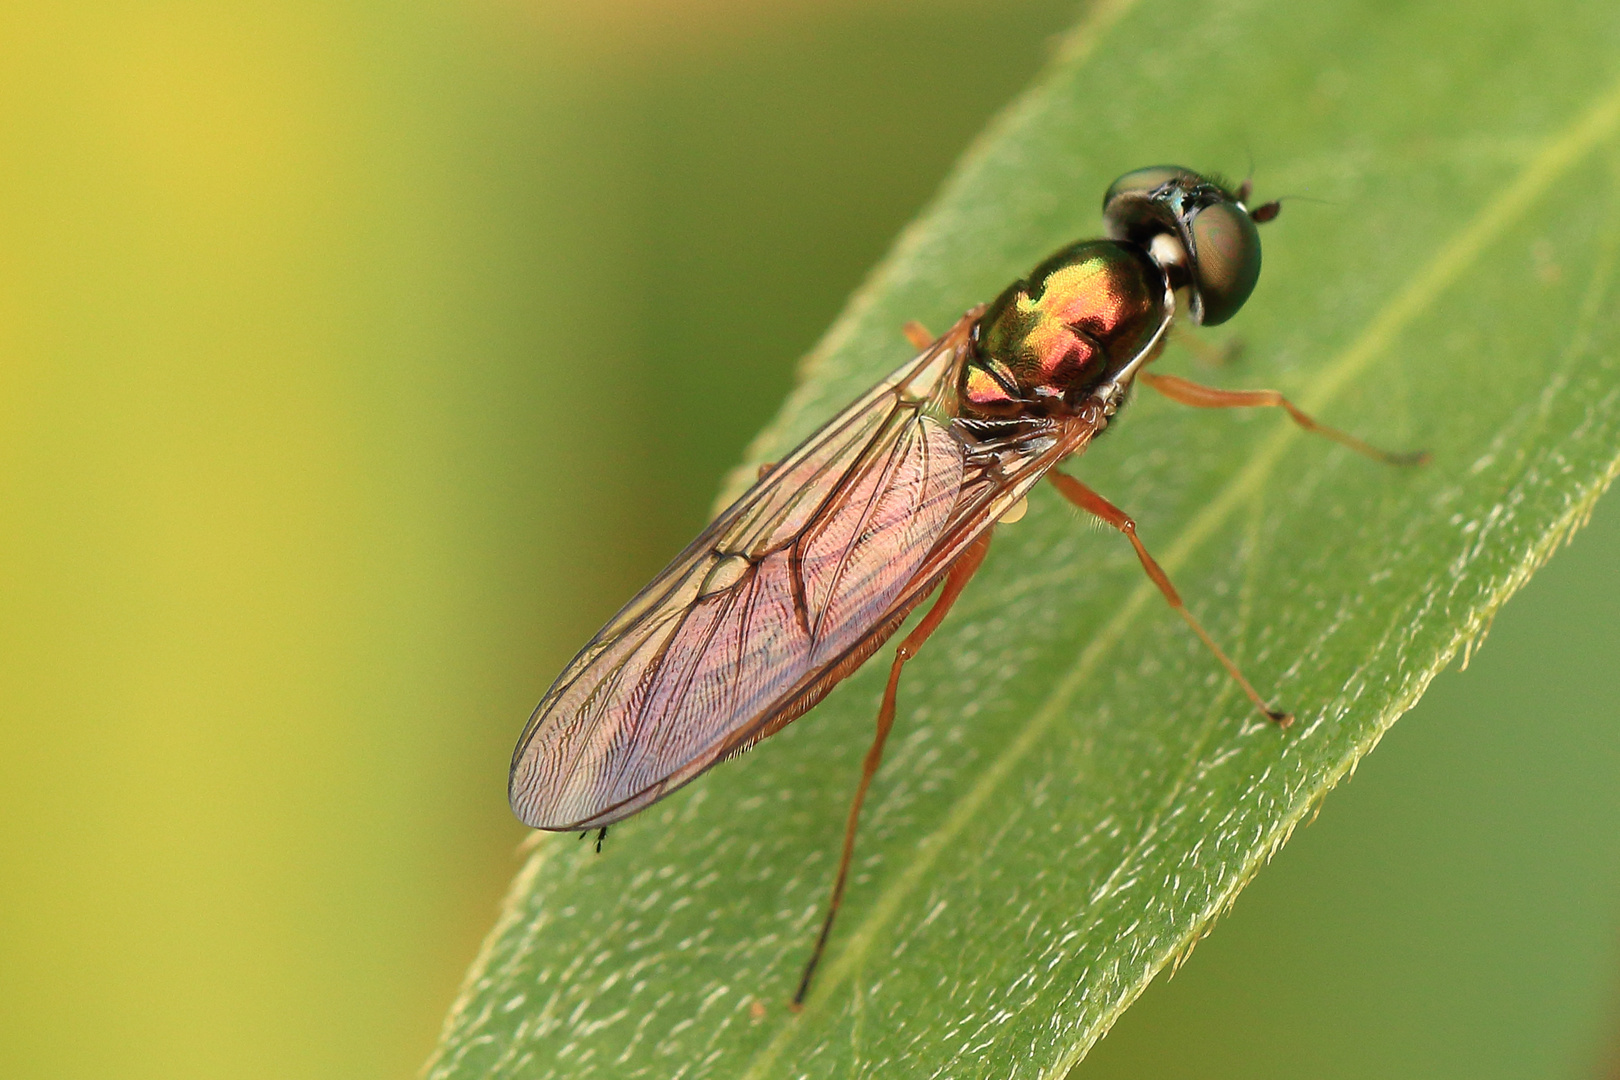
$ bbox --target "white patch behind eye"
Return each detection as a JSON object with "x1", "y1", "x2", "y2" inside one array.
[{"x1": 1149, "y1": 231, "x2": 1188, "y2": 269}]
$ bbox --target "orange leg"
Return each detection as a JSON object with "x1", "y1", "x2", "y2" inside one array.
[
  {"x1": 1047, "y1": 472, "x2": 1292, "y2": 728},
  {"x1": 1139, "y1": 371, "x2": 1428, "y2": 466},
  {"x1": 902, "y1": 320, "x2": 935, "y2": 351},
  {"x1": 793, "y1": 529, "x2": 993, "y2": 1007}
]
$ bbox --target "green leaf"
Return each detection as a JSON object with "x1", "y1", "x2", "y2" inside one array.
[{"x1": 427, "y1": 1, "x2": 1620, "y2": 1076}]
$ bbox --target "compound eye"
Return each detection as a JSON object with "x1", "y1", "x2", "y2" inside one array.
[{"x1": 1187, "y1": 200, "x2": 1262, "y2": 326}]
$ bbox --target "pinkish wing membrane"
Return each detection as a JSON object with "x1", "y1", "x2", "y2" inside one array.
[
  {"x1": 509, "y1": 327, "x2": 1096, "y2": 830},
  {"x1": 592, "y1": 417, "x2": 962, "y2": 818}
]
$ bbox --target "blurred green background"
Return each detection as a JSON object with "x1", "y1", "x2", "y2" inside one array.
[{"x1": 2, "y1": 2, "x2": 1616, "y2": 1079}]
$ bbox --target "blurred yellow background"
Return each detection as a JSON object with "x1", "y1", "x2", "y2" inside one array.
[
  {"x1": 5, "y1": 2, "x2": 1619, "y2": 1078},
  {"x1": 0, "y1": 2, "x2": 1080, "y2": 1077}
]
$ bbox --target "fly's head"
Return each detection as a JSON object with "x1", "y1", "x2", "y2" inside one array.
[{"x1": 1102, "y1": 165, "x2": 1277, "y2": 327}]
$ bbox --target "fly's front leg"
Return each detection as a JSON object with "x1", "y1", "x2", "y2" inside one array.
[
  {"x1": 1047, "y1": 471, "x2": 1292, "y2": 728},
  {"x1": 1169, "y1": 323, "x2": 1244, "y2": 368},
  {"x1": 793, "y1": 528, "x2": 993, "y2": 1007},
  {"x1": 1139, "y1": 371, "x2": 1428, "y2": 466}
]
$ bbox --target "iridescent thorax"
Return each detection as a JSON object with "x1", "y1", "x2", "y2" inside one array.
[{"x1": 961, "y1": 240, "x2": 1167, "y2": 417}]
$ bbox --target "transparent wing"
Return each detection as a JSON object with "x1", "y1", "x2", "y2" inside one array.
[{"x1": 509, "y1": 317, "x2": 1099, "y2": 829}]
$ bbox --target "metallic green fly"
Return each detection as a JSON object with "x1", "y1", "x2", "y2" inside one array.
[{"x1": 509, "y1": 166, "x2": 1422, "y2": 1004}]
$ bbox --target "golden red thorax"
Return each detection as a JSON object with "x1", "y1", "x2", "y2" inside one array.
[{"x1": 962, "y1": 240, "x2": 1167, "y2": 417}]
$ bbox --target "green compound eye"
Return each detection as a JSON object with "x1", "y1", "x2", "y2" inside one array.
[{"x1": 1186, "y1": 199, "x2": 1262, "y2": 326}]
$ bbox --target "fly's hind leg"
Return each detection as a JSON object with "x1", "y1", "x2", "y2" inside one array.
[
  {"x1": 793, "y1": 529, "x2": 993, "y2": 1007},
  {"x1": 1139, "y1": 371, "x2": 1428, "y2": 466},
  {"x1": 1047, "y1": 471, "x2": 1292, "y2": 728}
]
